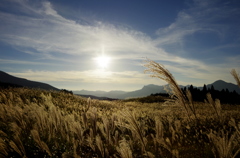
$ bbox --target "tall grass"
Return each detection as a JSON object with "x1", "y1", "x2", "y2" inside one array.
[
  {"x1": 0, "y1": 87, "x2": 240, "y2": 157},
  {"x1": 231, "y1": 69, "x2": 240, "y2": 87},
  {"x1": 144, "y1": 59, "x2": 198, "y2": 122}
]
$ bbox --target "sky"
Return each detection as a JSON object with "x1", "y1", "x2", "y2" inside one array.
[{"x1": 0, "y1": 0, "x2": 240, "y2": 91}]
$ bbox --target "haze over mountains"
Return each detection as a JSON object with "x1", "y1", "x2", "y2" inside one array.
[{"x1": 0, "y1": 70, "x2": 239, "y2": 99}]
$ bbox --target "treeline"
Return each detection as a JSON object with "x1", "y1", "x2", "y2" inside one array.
[
  {"x1": 0, "y1": 81, "x2": 23, "y2": 88},
  {"x1": 151, "y1": 85, "x2": 240, "y2": 104},
  {"x1": 60, "y1": 89, "x2": 73, "y2": 95},
  {"x1": 124, "y1": 95, "x2": 168, "y2": 103},
  {"x1": 182, "y1": 85, "x2": 240, "y2": 104}
]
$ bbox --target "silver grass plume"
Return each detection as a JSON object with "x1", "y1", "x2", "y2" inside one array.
[
  {"x1": 116, "y1": 138, "x2": 133, "y2": 158},
  {"x1": 231, "y1": 69, "x2": 240, "y2": 88},
  {"x1": 208, "y1": 130, "x2": 240, "y2": 158},
  {"x1": 31, "y1": 130, "x2": 52, "y2": 156},
  {"x1": 144, "y1": 58, "x2": 197, "y2": 121}
]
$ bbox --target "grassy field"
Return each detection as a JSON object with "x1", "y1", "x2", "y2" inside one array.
[
  {"x1": 0, "y1": 87, "x2": 240, "y2": 158},
  {"x1": 0, "y1": 60, "x2": 240, "y2": 158}
]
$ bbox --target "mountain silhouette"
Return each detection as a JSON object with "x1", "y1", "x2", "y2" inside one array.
[
  {"x1": 74, "y1": 80, "x2": 240, "y2": 99},
  {"x1": 118, "y1": 84, "x2": 166, "y2": 99},
  {"x1": 0, "y1": 71, "x2": 59, "y2": 91},
  {"x1": 207, "y1": 80, "x2": 240, "y2": 93},
  {"x1": 1, "y1": 70, "x2": 238, "y2": 99}
]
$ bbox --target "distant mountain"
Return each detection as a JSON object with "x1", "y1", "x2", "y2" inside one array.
[
  {"x1": 118, "y1": 84, "x2": 166, "y2": 99},
  {"x1": 74, "y1": 84, "x2": 168, "y2": 99},
  {"x1": 0, "y1": 71, "x2": 59, "y2": 91},
  {"x1": 74, "y1": 90, "x2": 127, "y2": 99},
  {"x1": 76, "y1": 94, "x2": 118, "y2": 101},
  {"x1": 74, "y1": 80, "x2": 240, "y2": 99},
  {"x1": 207, "y1": 80, "x2": 240, "y2": 93}
]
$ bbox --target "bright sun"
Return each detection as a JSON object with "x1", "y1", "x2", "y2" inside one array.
[{"x1": 95, "y1": 56, "x2": 111, "y2": 69}]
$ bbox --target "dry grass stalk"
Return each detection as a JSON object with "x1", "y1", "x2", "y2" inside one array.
[
  {"x1": 9, "y1": 134, "x2": 26, "y2": 158},
  {"x1": 229, "y1": 118, "x2": 240, "y2": 134},
  {"x1": 229, "y1": 118, "x2": 240, "y2": 145},
  {"x1": 99, "y1": 116, "x2": 113, "y2": 145},
  {"x1": 206, "y1": 93, "x2": 222, "y2": 120},
  {"x1": 31, "y1": 129, "x2": 52, "y2": 156},
  {"x1": 81, "y1": 110, "x2": 88, "y2": 129},
  {"x1": 9, "y1": 141, "x2": 23, "y2": 157},
  {"x1": 151, "y1": 118, "x2": 167, "y2": 157},
  {"x1": 144, "y1": 59, "x2": 197, "y2": 121},
  {"x1": 96, "y1": 134, "x2": 108, "y2": 157},
  {"x1": 155, "y1": 117, "x2": 164, "y2": 140},
  {"x1": 86, "y1": 97, "x2": 91, "y2": 112},
  {"x1": 116, "y1": 138, "x2": 133, "y2": 158},
  {"x1": 72, "y1": 138, "x2": 81, "y2": 158},
  {"x1": 71, "y1": 121, "x2": 84, "y2": 145},
  {"x1": 231, "y1": 69, "x2": 240, "y2": 88},
  {"x1": 87, "y1": 107, "x2": 99, "y2": 136},
  {"x1": 0, "y1": 92, "x2": 8, "y2": 104},
  {"x1": 119, "y1": 109, "x2": 149, "y2": 156},
  {"x1": 0, "y1": 137, "x2": 8, "y2": 157},
  {"x1": 208, "y1": 130, "x2": 240, "y2": 158},
  {"x1": 12, "y1": 106, "x2": 27, "y2": 130},
  {"x1": 86, "y1": 128, "x2": 95, "y2": 152},
  {"x1": 153, "y1": 134, "x2": 179, "y2": 158},
  {"x1": 144, "y1": 59, "x2": 185, "y2": 101},
  {"x1": 185, "y1": 89, "x2": 197, "y2": 118},
  {"x1": 113, "y1": 130, "x2": 120, "y2": 146}
]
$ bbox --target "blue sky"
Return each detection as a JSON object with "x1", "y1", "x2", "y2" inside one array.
[{"x1": 0, "y1": 0, "x2": 240, "y2": 91}]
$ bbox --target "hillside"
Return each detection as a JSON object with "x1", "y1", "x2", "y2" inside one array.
[
  {"x1": 207, "y1": 80, "x2": 240, "y2": 93},
  {"x1": 0, "y1": 71, "x2": 59, "y2": 91}
]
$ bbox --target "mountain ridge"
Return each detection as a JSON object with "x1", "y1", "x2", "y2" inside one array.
[
  {"x1": 74, "y1": 80, "x2": 240, "y2": 99},
  {"x1": 0, "y1": 70, "x2": 239, "y2": 99},
  {"x1": 207, "y1": 80, "x2": 239, "y2": 91},
  {"x1": 0, "y1": 71, "x2": 59, "y2": 91}
]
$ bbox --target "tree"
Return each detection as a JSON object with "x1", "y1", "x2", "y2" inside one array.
[
  {"x1": 210, "y1": 85, "x2": 215, "y2": 92},
  {"x1": 225, "y1": 88, "x2": 229, "y2": 94},
  {"x1": 202, "y1": 84, "x2": 207, "y2": 94},
  {"x1": 188, "y1": 85, "x2": 194, "y2": 92}
]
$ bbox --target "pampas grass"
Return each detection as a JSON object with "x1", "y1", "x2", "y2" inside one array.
[
  {"x1": 31, "y1": 130, "x2": 52, "y2": 156},
  {"x1": 144, "y1": 59, "x2": 198, "y2": 122},
  {"x1": 207, "y1": 130, "x2": 240, "y2": 158},
  {"x1": 231, "y1": 69, "x2": 240, "y2": 88},
  {"x1": 116, "y1": 138, "x2": 133, "y2": 158},
  {"x1": 0, "y1": 137, "x2": 8, "y2": 157},
  {"x1": 206, "y1": 93, "x2": 222, "y2": 121},
  {"x1": 118, "y1": 109, "x2": 149, "y2": 155}
]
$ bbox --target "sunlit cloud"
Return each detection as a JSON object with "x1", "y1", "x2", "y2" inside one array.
[
  {"x1": 0, "y1": 1, "x2": 158, "y2": 59},
  {"x1": 0, "y1": 59, "x2": 58, "y2": 66},
  {"x1": 155, "y1": 0, "x2": 239, "y2": 49},
  {"x1": 0, "y1": 0, "x2": 184, "y2": 63},
  {"x1": 9, "y1": 70, "x2": 165, "y2": 86}
]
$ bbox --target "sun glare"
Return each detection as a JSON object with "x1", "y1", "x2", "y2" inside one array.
[{"x1": 95, "y1": 56, "x2": 111, "y2": 69}]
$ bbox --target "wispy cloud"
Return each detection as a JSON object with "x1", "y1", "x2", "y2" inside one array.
[
  {"x1": 9, "y1": 69, "x2": 166, "y2": 86},
  {"x1": 0, "y1": 58, "x2": 58, "y2": 66},
  {"x1": 155, "y1": 0, "x2": 240, "y2": 47},
  {"x1": 0, "y1": 1, "x2": 160, "y2": 59},
  {"x1": 0, "y1": 0, "x2": 198, "y2": 64},
  {"x1": 1, "y1": 0, "x2": 239, "y2": 89}
]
